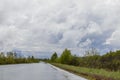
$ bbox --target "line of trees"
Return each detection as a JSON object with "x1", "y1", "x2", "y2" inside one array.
[
  {"x1": 50, "y1": 48, "x2": 120, "y2": 71},
  {"x1": 0, "y1": 52, "x2": 40, "y2": 65}
]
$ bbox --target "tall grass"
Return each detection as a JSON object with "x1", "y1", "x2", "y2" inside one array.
[{"x1": 52, "y1": 63, "x2": 120, "y2": 80}]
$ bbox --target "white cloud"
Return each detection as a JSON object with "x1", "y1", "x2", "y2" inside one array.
[
  {"x1": 106, "y1": 27, "x2": 120, "y2": 47},
  {"x1": 0, "y1": 0, "x2": 120, "y2": 57}
]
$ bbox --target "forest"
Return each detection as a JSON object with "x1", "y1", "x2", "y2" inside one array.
[
  {"x1": 0, "y1": 52, "x2": 40, "y2": 64},
  {"x1": 50, "y1": 48, "x2": 120, "y2": 71}
]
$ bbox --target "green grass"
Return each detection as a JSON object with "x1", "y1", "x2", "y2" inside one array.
[{"x1": 51, "y1": 63, "x2": 120, "y2": 80}]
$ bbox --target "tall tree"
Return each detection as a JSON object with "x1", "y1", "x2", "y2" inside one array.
[
  {"x1": 60, "y1": 48, "x2": 72, "y2": 64},
  {"x1": 51, "y1": 52, "x2": 58, "y2": 62}
]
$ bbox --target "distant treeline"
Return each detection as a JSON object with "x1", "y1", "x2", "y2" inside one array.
[
  {"x1": 50, "y1": 48, "x2": 120, "y2": 71},
  {"x1": 0, "y1": 52, "x2": 40, "y2": 65}
]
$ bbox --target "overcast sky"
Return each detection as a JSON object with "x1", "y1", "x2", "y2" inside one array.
[{"x1": 0, "y1": 0, "x2": 120, "y2": 57}]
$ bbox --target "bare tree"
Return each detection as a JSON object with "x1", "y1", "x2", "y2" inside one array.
[{"x1": 84, "y1": 47, "x2": 99, "y2": 56}]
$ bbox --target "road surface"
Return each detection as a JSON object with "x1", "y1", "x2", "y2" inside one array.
[{"x1": 0, "y1": 62, "x2": 87, "y2": 80}]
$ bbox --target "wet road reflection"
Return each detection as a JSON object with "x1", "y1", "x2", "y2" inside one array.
[{"x1": 0, "y1": 62, "x2": 87, "y2": 80}]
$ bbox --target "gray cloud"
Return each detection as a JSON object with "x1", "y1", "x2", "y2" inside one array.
[{"x1": 0, "y1": 0, "x2": 120, "y2": 57}]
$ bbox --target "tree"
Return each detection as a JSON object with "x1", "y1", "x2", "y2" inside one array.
[
  {"x1": 60, "y1": 49, "x2": 72, "y2": 64},
  {"x1": 69, "y1": 55, "x2": 79, "y2": 66},
  {"x1": 6, "y1": 52, "x2": 15, "y2": 64},
  {"x1": 0, "y1": 52, "x2": 6, "y2": 64},
  {"x1": 51, "y1": 52, "x2": 58, "y2": 62},
  {"x1": 84, "y1": 48, "x2": 99, "y2": 56}
]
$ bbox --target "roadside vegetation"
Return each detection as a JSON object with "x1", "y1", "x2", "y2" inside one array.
[
  {"x1": 0, "y1": 52, "x2": 40, "y2": 65},
  {"x1": 52, "y1": 63, "x2": 120, "y2": 80},
  {"x1": 50, "y1": 48, "x2": 120, "y2": 80}
]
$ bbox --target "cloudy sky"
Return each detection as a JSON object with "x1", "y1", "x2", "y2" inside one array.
[{"x1": 0, "y1": 0, "x2": 120, "y2": 57}]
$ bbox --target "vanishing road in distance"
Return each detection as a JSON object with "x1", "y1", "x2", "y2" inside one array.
[{"x1": 0, "y1": 62, "x2": 87, "y2": 80}]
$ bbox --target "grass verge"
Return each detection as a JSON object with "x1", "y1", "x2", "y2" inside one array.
[{"x1": 51, "y1": 63, "x2": 120, "y2": 80}]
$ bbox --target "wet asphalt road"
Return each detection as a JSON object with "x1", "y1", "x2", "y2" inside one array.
[{"x1": 0, "y1": 62, "x2": 87, "y2": 80}]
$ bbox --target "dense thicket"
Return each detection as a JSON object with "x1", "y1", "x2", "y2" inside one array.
[
  {"x1": 51, "y1": 49, "x2": 120, "y2": 71},
  {"x1": 0, "y1": 52, "x2": 40, "y2": 65}
]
